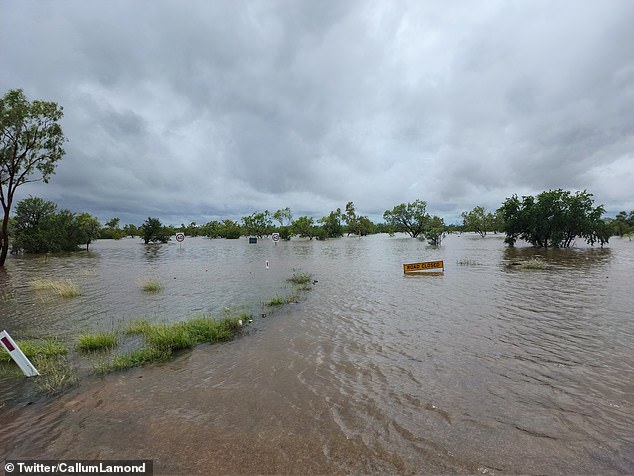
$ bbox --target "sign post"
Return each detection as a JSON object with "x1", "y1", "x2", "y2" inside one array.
[
  {"x1": 175, "y1": 232, "x2": 185, "y2": 249},
  {"x1": 271, "y1": 233, "x2": 280, "y2": 245},
  {"x1": 0, "y1": 330, "x2": 39, "y2": 377},
  {"x1": 403, "y1": 260, "x2": 444, "y2": 274}
]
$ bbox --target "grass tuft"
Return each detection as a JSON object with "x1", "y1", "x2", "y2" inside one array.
[
  {"x1": 287, "y1": 273, "x2": 312, "y2": 285},
  {"x1": 33, "y1": 356, "x2": 79, "y2": 395},
  {"x1": 141, "y1": 279, "x2": 162, "y2": 293},
  {"x1": 265, "y1": 294, "x2": 299, "y2": 306},
  {"x1": 0, "y1": 338, "x2": 68, "y2": 363},
  {"x1": 124, "y1": 319, "x2": 152, "y2": 335},
  {"x1": 76, "y1": 332, "x2": 118, "y2": 352},
  {"x1": 30, "y1": 279, "x2": 80, "y2": 297}
]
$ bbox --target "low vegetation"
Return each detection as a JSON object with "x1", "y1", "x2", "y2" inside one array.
[
  {"x1": 30, "y1": 278, "x2": 80, "y2": 297},
  {"x1": 98, "y1": 314, "x2": 249, "y2": 372},
  {"x1": 76, "y1": 332, "x2": 118, "y2": 352},
  {"x1": 265, "y1": 294, "x2": 299, "y2": 306},
  {"x1": 141, "y1": 279, "x2": 162, "y2": 292}
]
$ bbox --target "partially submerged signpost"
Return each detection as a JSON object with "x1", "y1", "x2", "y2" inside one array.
[
  {"x1": 0, "y1": 330, "x2": 40, "y2": 377},
  {"x1": 403, "y1": 260, "x2": 444, "y2": 274}
]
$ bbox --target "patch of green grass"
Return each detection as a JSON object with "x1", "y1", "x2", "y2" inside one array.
[
  {"x1": 30, "y1": 278, "x2": 80, "y2": 297},
  {"x1": 265, "y1": 294, "x2": 299, "y2": 306},
  {"x1": 96, "y1": 315, "x2": 248, "y2": 373},
  {"x1": 293, "y1": 283, "x2": 312, "y2": 292},
  {"x1": 124, "y1": 319, "x2": 152, "y2": 335},
  {"x1": 0, "y1": 338, "x2": 68, "y2": 363},
  {"x1": 98, "y1": 347, "x2": 172, "y2": 373},
  {"x1": 141, "y1": 279, "x2": 162, "y2": 292},
  {"x1": 76, "y1": 332, "x2": 118, "y2": 352},
  {"x1": 144, "y1": 323, "x2": 195, "y2": 351},
  {"x1": 287, "y1": 273, "x2": 312, "y2": 285}
]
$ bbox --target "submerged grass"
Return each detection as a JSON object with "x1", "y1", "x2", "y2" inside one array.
[
  {"x1": 287, "y1": 273, "x2": 312, "y2": 285},
  {"x1": 519, "y1": 258, "x2": 547, "y2": 270},
  {"x1": 76, "y1": 332, "x2": 118, "y2": 352},
  {"x1": 96, "y1": 314, "x2": 249, "y2": 373},
  {"x1": 141, "y1": 279, "x2": 162, "y2": 292},
  {"x1": 265, "y1": 294, "x2": 299, "y2": 306},
  {"x1": 33, "y1": 356, "x2": 79, "y2": 395},
  {"x1": 30, "y1": 278, "x2": 80, "y2": 297},
  {"x1": 0, "y1": 338, "x2": 68, "y2": 363}
]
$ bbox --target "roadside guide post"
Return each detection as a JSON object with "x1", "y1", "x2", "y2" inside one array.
[{"x1": 0, "y1": 330, "x2": 40, "y2": 377}]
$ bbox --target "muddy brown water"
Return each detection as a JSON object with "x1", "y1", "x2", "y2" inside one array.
[{"x1": 1, "y1": 234, "x2": 633, "y2": 474}]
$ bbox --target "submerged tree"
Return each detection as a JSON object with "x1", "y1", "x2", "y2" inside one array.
[
  {"x1": 383, "y1": 200, "x2": 430, "y2": 238},
  {"x1": 0, "y1": 89, "x2": 66, "y2": 266},
  {"x1": 498, "y1": 189, "x2": 610, "y2": 248},
  {"x1": 141, "y1": 217, "x2": 170, "y2": 244},
  {"x1": 461, "y1": 206, "x2": 495, "y2": 237}
]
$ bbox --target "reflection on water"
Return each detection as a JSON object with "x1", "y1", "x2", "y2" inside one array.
[{"x1": 1, "y1": 234, "x2": 633, "y2": 474}]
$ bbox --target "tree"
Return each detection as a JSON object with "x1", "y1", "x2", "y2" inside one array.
[
  {"x1": 218, "y1": 219, "x2": 242, "y2": 239},
  {"x1": 612, "y1": 210, "x2": 634, "y2": 237},
  {"x1": 11, "y1": 196, "x2": 93, "y2": 253},
  {"x1": 141, "y1": 217, "x2": 170, "y2": 244},
  {"x1": 383, "y1": 199, "x2": 430, "y2": 238},
  {"x1": 1, "y1": 89, "x2": 65, "y2": 266},
  {"x1": 76, "y1": 212, "x2": 101, "y2": 250},
  {"x1": 319, "y1": 208, "x2": 343, "y2": 238},
  {"x1": 461, "y1": 206, "x2": 494, "y2": 237},
  {"x1": 498, "y1": 189, "x2": 610, "y2": 248},
  {"x1": 100, "y1": 217, "x2": 126, "y2": 239},
  {"x1": 11, "y1": 196, "x2": 57, "y2": 254},
  {"x1": 273, "y1": 207, "x2": 292, "y2": 227},
  {"x1": 424, "y1": 216, "x2": 447, "y2": 246},
  {"x1": 242, "y1": 211, "x2": 272, "y2": 238},
  {"x1": 291, "y1": 216, "x2": 315, "y2": 239}
]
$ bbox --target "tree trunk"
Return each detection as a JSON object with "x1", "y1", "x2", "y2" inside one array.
[{"x1": 0, "y1": 209, "x2": 10, "y2": 267}]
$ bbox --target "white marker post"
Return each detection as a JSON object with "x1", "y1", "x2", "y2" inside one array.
[{"x1": 0, "y1": 330, "x2": 40, "y2": 377}]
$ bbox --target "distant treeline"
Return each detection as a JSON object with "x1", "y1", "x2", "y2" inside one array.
[{"x1": 7, "y1": 191, "x2": 632, "y2": 256}]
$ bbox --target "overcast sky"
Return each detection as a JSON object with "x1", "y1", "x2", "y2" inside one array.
[{"x1": 2, "y1": 0, "x2": 633, "y2": 226}]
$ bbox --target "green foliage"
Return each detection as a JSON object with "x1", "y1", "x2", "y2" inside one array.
[
  {"x1": 76, "y1": 332, "x2": 118, "y2": 352},
  {"x1": 100, "y1": 217, "x2": 126, "y2": 239},
  {"x1": 141, "y1": 217, "x2": 170, "y2": 244},
  {"x1": 342, "y1": 201, "x2": 374, "y2": 236},
  {"x1": 141, "y1": 278, "x2": 162, "y2": 292},
  {"x1": 319, "y1": 208, "x2": 344, "y2": 238},
  {"x1": 498, "y1": 189, "x2": 610, "y2": 248},
  {"x1": 11, "y1": 197, "x2": 97, "y2": 254},
  {"x1": 611, "y1": 210, "x2": 634, "y2": 237},
  {"x1": 0, "y1": 338, "x2": 67, "y2": 363},
  {"x1": 273, "y1": 207, "x2": 292, "y2": 227},
  {"x1": 75, "y1": 212, "x2": 101, "y2": 250},
  {"x1": 461, "y1": 206, "x2": 495, "y2": 237},
  {"x1": 242, "y1": 210, "x2": 272, "y2": 238},
  {"x1": 1, "y1": 89, "x2": 66, "y2": 266},
  {"x1": 218, "y1": 219, "x2": 242, "y2": 239},
  {"x1": 287, "y1": 273, "x2": 312, "y2": 285},
  {"x1": 265, "y1": 294, "x2": 299, "y2": 306},
  {"x1": 291, "y1": 215, "x2": 316, "y2": 239},
  {"x1": 383, "y1": 199, "x2": 429, "y2": 238},
  {"x1": 424, "y1": 216, "x2": 447, "y2": 246}
]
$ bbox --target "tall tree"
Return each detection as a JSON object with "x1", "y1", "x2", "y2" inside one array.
[
  {"x1": 0, "y1": 89, "x2": 65, "y2": 266},
  {"x1": 498, "y1": 189, "x2": 610, "y2": 248},
  {"x1": 383, "y1": 199, "x2": 430, "y2": 238}
]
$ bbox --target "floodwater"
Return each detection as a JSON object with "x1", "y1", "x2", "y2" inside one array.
[{"x1": 1, "y1": 234, "x2": 633, "y2": 474}]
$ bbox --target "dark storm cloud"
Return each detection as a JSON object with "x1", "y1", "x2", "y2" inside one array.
[{"x1": 1, "y1": 0, "x2": 633, "y2": 225}]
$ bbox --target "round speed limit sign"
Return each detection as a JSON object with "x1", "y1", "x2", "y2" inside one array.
[
  {"x1": 175, "y1": 233, "x2": 185, "y2": 242},
  {"x1": 271, "y1": 233, "x2": 280, "y2": 242}
]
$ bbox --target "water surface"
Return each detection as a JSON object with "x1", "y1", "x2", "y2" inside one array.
[{"x1": 1, "y1": 234, "x2": 633, "y2": 474}]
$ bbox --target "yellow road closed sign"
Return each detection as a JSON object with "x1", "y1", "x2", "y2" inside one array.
[{"x1": 403, "y1": 260, "x2": 444, "y2": 273}]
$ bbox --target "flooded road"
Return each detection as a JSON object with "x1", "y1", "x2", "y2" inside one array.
[{"x1": 1, "y1": 234, "x2": 633, "y2": 474}]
